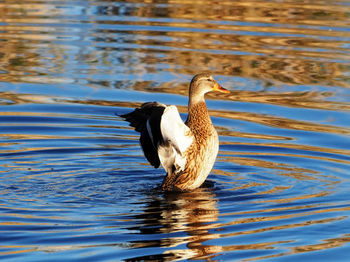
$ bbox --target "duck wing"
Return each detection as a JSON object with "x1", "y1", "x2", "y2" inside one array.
[
  {"x1": 120, "y1": 102, "x2": 194, "y2": 173},
  {"x1": 159, "y1": 105, "x2": 194, "y2": 174},
  {"x1": 120, "y1": 102, "x2": 165, "y2": 168}
]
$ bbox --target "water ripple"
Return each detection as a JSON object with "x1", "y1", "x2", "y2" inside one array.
[{"x1": 1, "y1": 0, "x2": 350, "y2": 261}]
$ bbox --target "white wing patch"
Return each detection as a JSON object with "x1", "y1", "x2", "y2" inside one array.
[
  {"x1": 158, "y1": 105, "x2": 194, "y2": 173},
  {"x1": 161, "y1": 106, "x2": 193, "y2": 153}
]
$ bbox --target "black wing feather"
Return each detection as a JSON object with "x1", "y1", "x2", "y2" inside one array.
[
  {"x1": 140, "y1": 128, "x2": 160, "y2": 168},
  {"x1": 119, "y1": 102, "x2": 166, "y2": 168}
]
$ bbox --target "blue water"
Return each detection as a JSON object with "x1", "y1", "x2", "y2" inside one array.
[{"x1": 1, "y1": 0, "x2": 350, "y2": 261}]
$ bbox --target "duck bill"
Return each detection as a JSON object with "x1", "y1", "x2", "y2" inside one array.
[{"x1": 213, "y1": 82, "x2": 230, "y2": 94}]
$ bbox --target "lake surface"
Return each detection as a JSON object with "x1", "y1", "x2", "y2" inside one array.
[{"x1": 1, "y1": 0, "x2": 350, "y2": 261}]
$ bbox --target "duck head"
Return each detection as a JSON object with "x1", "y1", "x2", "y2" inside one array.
[{"x1": 189, "y1": 73, "x2": 229, "y2": 104}]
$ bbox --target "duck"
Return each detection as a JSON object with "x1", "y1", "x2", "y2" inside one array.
[{"x1": 120, "y1": 73, "x2": 229, "y2": 191}]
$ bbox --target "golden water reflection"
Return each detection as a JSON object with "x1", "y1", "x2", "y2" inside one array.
[
  {"x1": 0, "y1": 0, "x2": 349, "y2": 88},
  {"x1": 1, "y1": 195, "x2": 349, "y2": 260},
  {"x1": 127, "y1": 188, "x2": 220, "y2": 260},
  {"x1": 123, "y1": 186, "x2": 350, "y2": 261}
]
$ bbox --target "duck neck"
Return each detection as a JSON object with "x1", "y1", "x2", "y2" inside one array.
[{"x1": 186, "y1": 99, "x2": 212, "y2": 133}]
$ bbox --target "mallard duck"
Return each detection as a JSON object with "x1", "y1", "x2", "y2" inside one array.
[{"x1": 120, "y1": 73, "x2": 229, "y2": 191}]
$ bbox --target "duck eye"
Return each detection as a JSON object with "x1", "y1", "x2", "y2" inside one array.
[{"x1": 207, "y1": 78, "x2": 213, "y2": 82}]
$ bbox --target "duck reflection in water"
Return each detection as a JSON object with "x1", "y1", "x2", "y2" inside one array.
[{"x1": 124, "y1": 183, "x2": 222, "y2": 261}]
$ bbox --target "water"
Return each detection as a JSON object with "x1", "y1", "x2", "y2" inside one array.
[{"x1": 1, "y1": 0, "x2": 350, "y2": 261}]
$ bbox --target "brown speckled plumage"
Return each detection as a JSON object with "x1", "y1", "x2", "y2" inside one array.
[
  {"x1": 162, "y1": 101, "x2": 218, "y2": 191},
  {"x1": 120, "y1": 73, "x2": 229, "y2": 192}
]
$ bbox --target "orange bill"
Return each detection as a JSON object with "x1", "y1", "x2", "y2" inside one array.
[{"x1": 213, "y1": 82, "x2": 230, "y2": 93}]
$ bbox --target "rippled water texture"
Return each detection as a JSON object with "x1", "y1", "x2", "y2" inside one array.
[{"x1": 1, "y1": 0, "x2": 350, "y2": 261}]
